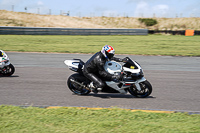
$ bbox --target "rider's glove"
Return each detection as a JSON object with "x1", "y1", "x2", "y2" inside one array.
[{"x1": 112, "y1": 74, "x2": 123, "y2": 82}]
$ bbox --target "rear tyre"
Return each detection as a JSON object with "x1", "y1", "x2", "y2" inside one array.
[
  {"x1": 1, "y1": 64, "x2": 15, "y2": 77},
  {"x1": 67, "y1": 74, "x2": 90, "y2": 95},
  {"x1": 128, "y1": 80, "x2": 152, "y2": 98}
]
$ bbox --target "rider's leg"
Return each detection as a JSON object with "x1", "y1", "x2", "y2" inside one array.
[{"x1": 83, "y1": 72, "x2": 105, "y2": 92}]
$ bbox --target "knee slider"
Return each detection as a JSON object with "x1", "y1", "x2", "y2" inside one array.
[{"x1": 98, "y1": 82, "x2": 105, "y2": 88}]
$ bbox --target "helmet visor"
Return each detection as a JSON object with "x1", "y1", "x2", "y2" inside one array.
[{"x1": 107, "y1": 53, "x2": 114, "y2": 59}]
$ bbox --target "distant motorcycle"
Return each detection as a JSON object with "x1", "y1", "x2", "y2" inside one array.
[
  {"x1": 0, "y1": 50, "x2": 15, "y2": 76},
  {"x1": 64, "y1": 57, "x2": 152, "y2": 98}
]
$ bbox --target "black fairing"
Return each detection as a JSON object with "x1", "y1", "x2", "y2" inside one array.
[
  {"x1": 101, "y1": 84, "x2": 122, "y2": 93},
  {"x1": 123, "y1": 57, "x2": 144, "y2": 80},
  {"x1": 123, "y1": 57, "x2": 139, "y2": 69}
]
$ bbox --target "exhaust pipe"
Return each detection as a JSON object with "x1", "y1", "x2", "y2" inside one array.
[{"x1": 70, "y1": 79, "x2": 91, "y2": 91}]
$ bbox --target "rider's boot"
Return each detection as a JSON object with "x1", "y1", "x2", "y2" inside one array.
[
  {"x1": 89, "y1": 82, "x2": 98, "y2": 94},
  {"x1": 97, "y1": 88, "x2": 102, "y2": 91}
]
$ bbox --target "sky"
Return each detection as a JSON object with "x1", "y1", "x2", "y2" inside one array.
[{"x1": 0, "y1": 0, "x2": 200, "y2": 18}]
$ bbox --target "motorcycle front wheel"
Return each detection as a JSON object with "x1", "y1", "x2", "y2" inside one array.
[
  {"x1": 0, "y1": 64, "x2": 15, "y2": 77},
  {"x1": 128, "y1": 80, "x2": 152, "y2": 98},
  {"x1": 67, "y1": 74, "x2": 91, "y2": 95}
]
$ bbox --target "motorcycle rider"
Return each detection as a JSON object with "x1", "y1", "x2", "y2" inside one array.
[
  {"x1": 0, "y1": 50, "x2": 9, "y2": 65},
  {"x1": 0, "y1": 50, "x2": 7, "y2": 58},
  {"x1": 83, "y1": 45, "x2": 128, "y2": 93}
]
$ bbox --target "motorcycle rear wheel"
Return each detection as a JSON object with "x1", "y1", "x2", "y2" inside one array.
[
  {"x1": 128, "y1": 80, "x2": 152, "y2": 98},
  {"x1": 67, "y1": 74, "x2": 91, "y2": 95},
  {"x1": 0, "y1": 64, "x2": 15, "y2": 77}
]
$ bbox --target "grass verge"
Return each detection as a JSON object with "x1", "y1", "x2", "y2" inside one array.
[
  {"x1": 0, "y1": 105, "x2": 200, "y2": 133},
  {"x1": 0, "y1": 35, "x2": 199, "y2": 56}
]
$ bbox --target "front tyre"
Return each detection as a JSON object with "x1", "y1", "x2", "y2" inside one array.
[
  {"x1": 1, "y1": 64, "x2": 15, "y2": 77},
  {"x1": 128, "y1": 80, "x2": 152, "y2": 98},
  {"x1": 67, "y1": 74, "x2": 90, "y2": 95}
]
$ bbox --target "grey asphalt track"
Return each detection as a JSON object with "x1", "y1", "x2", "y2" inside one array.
[{"x1": 0, "y1": 52, "x2": 200, "y2": 113}]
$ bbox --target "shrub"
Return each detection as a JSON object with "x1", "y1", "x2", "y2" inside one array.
[{"x1": 138, "y1": 18, "x2": 158, "y2": 26}]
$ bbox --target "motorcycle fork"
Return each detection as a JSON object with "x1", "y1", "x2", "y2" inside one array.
[
  {"x1": 134, "y1": 82, "x2": 142, "y2": 91},
  {"x1": 123, "y1": 81, "x2": 142, "y2": 91},
  {"x1": 130, "y1": 77, "x2": 146, "y2": 91}
]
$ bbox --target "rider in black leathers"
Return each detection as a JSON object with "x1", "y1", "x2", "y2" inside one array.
[
  {"x1": 83, "y1": 45, "x2": 127, "y2": 93},
  {"x1": 0, "y1": 50, "x2": 3, "y2": 57}
]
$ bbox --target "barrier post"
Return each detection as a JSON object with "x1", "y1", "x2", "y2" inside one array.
[{"x1": 185, "y1": 29, "x2": 194, "y2": 36}]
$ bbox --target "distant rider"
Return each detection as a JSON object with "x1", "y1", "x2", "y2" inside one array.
[
  {"x1": 0, "y1": 50, "x2": 9, "y2": 68},
  {"x1": 83, "y1": 45, "x2": 128, "y2": 93},
  {"x1": 0, "y1": 50, "x2": 4, "y2": 57}
]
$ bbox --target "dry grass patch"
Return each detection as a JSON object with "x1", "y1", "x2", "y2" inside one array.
[{"x1": 0, "y1": 10, "x2": 199, "y2": 30}]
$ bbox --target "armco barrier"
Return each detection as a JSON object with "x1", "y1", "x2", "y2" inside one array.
[
  {"x1": 148, "y1": 30, "x2": 185, "y2": 35},
  {"x1": 0, "y1": 27, "x2": 148, "y2": 35},
  {"x1": 148, "y1": 30, "x2": 200, "y2": 35}
]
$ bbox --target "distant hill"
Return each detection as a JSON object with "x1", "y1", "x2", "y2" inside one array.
[{"x1": 0, "y1": 10, "x2": 199, "y2": 30}]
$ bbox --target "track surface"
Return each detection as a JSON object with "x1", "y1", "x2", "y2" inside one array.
[{"x1": 0, "y1": 52, "x2": 200, "y2": 113}]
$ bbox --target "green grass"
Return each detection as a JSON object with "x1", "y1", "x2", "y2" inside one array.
[
  {"x1": 0, "y1": 105, "x2": 199, "y2": 133},
  {"x1": 0, "y1": 35, "x2": 199, "y2": 56}
]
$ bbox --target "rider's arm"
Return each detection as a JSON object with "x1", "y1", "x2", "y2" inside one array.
[
  {"x1": 111, "y1": 57, "x2": 122, "y2": 62},
  {"x1": 111, "y1": 57, "x2": 128, "y2": 63}
]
